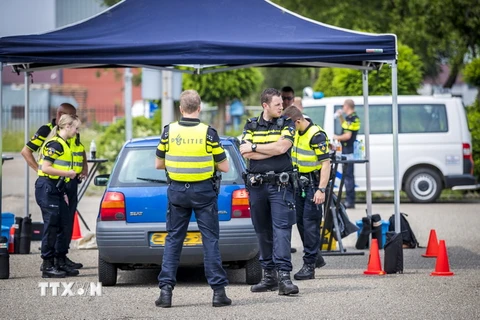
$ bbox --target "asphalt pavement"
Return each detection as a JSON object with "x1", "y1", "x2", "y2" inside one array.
[{"x1": 1, "y1": 154, "x2": 479, "y2": 319}]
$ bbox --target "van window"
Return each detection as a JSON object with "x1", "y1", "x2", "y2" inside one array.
[
  {"x1": 399, "y1": 104, "x2": 448, "y2": 133},
  {"x1": 304, "y1": 105, "x2": 326, "y2": 127},
  {"x1": 334, "y1": 105, "x2": 393, "y2": 135}
]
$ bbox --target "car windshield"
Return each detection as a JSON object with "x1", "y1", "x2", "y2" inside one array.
[{"x1": 113, "y1": 145, "x2": 239, "y2": 185}]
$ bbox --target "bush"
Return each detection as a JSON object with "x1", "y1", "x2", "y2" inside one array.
[
  {"x1": 467, "y1": 99, "x2": 480, "y2": 179},
  {"x1": 97, "y1": 111, "x2": 162, "y2": 173}
]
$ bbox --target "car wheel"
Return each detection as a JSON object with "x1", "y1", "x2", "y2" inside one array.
[
  {"x1": 98, "y1": 256, "x2": 117, "y2": 286},
  {"x1": 405, "y1": 168, "x2": 442, "y2": 203},
  {"x1": 245, "y1": 253, "x2": 262, "y2": 285}
]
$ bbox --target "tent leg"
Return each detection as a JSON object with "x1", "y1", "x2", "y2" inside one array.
[
  {"x1": 24, "y1": 72, "x2": 30, "y2": 218},
  {"x1": 391, "y1": 61, "x2": 401, "y2": 233},
  {"x1": 0, "y1": 62, "x2": 3, "y2": 224},
  {"x1": 161, "y1": 70, "x2": 174, "y2": 128},
  {"x1": 124, "y1": 68, "x2": 133, "y2": 141},
  {"x1": 362, "y1": 70, "x2": 372, "y2": 218}
]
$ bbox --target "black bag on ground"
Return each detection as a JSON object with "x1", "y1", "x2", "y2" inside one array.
[
  {"x1": 331, "y1": 193, "x2": 359, "y2": 240},
  {"x1": 355, "y1": 217, "x2": 371, "y2": 250},
  {"x1": 384, "y1": 231, "x2": 404, "y2": 274},
  {"x1": 388, "y1": 213, "x2": 419, "y2": 249},
  {"x1": 371, "y1": 214, "x2": 383, "y2": 249}
]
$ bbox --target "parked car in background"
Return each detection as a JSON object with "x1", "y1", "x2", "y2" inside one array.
[
  {"x1": 303, "y1": 95, "x2": 479, "y2": 203},
  {"x1": 94, "y1": 136, "x2": 261, "y2": 286}
]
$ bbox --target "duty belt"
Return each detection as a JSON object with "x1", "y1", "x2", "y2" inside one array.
[{"x1": 243, "y1": 171, "x2": 294, "y2": 187}]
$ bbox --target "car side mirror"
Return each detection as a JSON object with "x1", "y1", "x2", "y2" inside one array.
[{"x1": 94, "y1": 174, "x2": 110, "y2": 186}]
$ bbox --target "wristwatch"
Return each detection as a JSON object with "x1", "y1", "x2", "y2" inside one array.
[
  {"x1": 317, "y1": 187, "x2": 326, "y2": 193},
  {"x1": 251, "y1": 143, "x2": 257, "y2": 152}
]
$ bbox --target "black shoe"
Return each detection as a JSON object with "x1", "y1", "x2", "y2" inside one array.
[
  {"x1": 294, "y1": 263, "x2": 315, "y2": 280},
  {"x1": 315, "y1": 253, "x2": 327, "y2": 269},
  {"x1": 250, "y1": 269, "x2": 278, "y2": 292},
  {"x1": 40, "y1": 261, "x2": 43, "y2": 272},
  {"x1": 345, "y1": 203, "x2": 356, "y2": 209},
  {"x1": 42, "y1": 259, "x2": 66, "y2": 278},
  {"x1": 55, "y1": 257, "x2": 79, "y2": 277},
  {"x1": 155, "y1": 285, "x2": 173, "y2": 308},
  {"x1": 278, "y1": 271, "x2": 299, "y2": 295},
  {"x1": 65, "y1": 256, "x2": 83, "y2": 269},
  {"x1": 212, "y1": 287, "x2": 232, "y2": 307},
  {"x1": 290, "y1": 248, "x2": 297, "y2": 253}
]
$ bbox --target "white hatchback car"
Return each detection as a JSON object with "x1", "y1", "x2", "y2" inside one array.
[{"x1": 302, "y1": 95, "x2": 478, "y2": 203}]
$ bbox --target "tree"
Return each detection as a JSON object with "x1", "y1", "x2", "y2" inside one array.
[
  {"x1": 273, "y1": 0, "x2": 480, "y2": 86},
  {"x1": 313, "y1": 44, "x2": 423, "y2": 96},
  {"x1": 183, "y1": 68, "x2": 264, "y2": 134}
]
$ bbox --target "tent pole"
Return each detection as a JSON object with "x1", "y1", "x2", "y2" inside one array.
[
  {"x1": 0, "y1": 62, "x2": 3, "y2": 225},
  {"x1": 24, "y1": 71, "x2": 30, "y2": 218},
  {"x1": 391, "y1": 61, "x2": 401, "y2": 233},
  {"x1": 362, "y1": 70, "x2": 372, "y2": 218},
  {"x1": 161, "y1": 70, "x2": 174, "y2": 128},
  {"x1": 124, "y1": 68, "x2": 133, "y2": 141}
]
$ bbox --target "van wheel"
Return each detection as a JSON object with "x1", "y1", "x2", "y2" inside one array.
[
  {"x1": 405, "y1": 168, "x2": 442, "y2": 203},
  {"x1": 98, "y1": 256, "x2": 117, "y2": 286},
  {"x1": 245, "y1": 253, "x2": 262, "y2": 285}
]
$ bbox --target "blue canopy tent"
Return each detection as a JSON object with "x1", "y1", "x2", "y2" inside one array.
[{"x1": 0, "y1": 0, "x2": 401, "y2": 236}]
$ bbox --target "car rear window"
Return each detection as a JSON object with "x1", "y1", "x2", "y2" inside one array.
[{"x1": 111, "y1": 145, "x2": 239, "y2": 186}]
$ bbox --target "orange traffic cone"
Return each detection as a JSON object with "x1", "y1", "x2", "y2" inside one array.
[
  {"x1": 364, "y1": 239, "x2": 386, "y2": 275},
  {"x1": 422, "y1": 229, "x2": 439, "y2": 258},
  {"x1": 431, "y1": 240, "x2": 454, "y2": 276},
  {"x1": 71, "y1": 212, "x2": 82, "y2": 240}
]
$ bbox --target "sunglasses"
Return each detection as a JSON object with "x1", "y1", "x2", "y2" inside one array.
[{"x1": 282, "y1": 96, "x2": 294, "y2": 101}]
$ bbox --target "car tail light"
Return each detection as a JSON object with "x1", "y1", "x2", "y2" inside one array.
[
  {"x1": 463, "y1": 143, "x2": 474, "y2": 175},
  {"x1": 231, "y1": 188, "x2": 250, "y2": 218},
  {"x1": 100, "y1": 192, "x2": 126, "y2": 221}
]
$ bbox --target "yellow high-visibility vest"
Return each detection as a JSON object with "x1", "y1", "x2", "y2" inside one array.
[
  {"x1": 165, "y1": 122, "x2": 214, "y2": 182},
  {"x1": 38, "y1": 136, "x2": 73, "y2": 182},
  {"x1": 292, "y1": 125, "x2": 327, "y2": 173},
  {"x1": 71, "y1": 137, "x2": 85, "y2": 174}
]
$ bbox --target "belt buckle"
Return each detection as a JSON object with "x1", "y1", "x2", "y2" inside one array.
[{"x1": 184, "y1": 183, "x2": 190, "y2": 189}]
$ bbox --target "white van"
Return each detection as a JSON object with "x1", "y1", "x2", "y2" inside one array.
[{"x1": 302, "y1": 95, "x2": 478, "y2": 203}]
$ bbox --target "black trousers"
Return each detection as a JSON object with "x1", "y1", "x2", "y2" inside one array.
[
  {"x1": 295, "y1": 185, "x2": 323, "y2": 265},
  {"x1": 248, "y1": 183, "x2": 295, "y2": 272},
  {"x1": 158, "y1": 180, "x2": 228, "y2": 290},
  {"x1": 35, "y1": 177, "x2": 69, "y2": 260}
]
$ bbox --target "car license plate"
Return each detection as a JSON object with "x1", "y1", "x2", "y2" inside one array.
[{"x1": 150, "y1": 232, "x2": 202, "y2": 247}]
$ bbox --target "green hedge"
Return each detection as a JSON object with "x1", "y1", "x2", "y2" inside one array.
[
  {"x1": 467, "y1": 99, "x2": 480, "y2": 179},
  {"x1": 97, "y1": 111, "x2": 162, "y2": 173}
]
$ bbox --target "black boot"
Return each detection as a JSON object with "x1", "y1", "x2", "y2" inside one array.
[
  {"x1": 294, "y1": 263, "x2": 315, "y2": 280},
  {"x1": 155, "y1": 285, "x2": 173, "y2": 308},
  {"x1": 55, "y1": 257, "x2": 79, "y2": 277},
  {"x1": 42, "y1": 259, "x2": 66, "y2": 278},
  {"x1": 250, "y1": 269, "x2": 278, "y2": 292},
  {"x1": 315, "y1": 252, "x2": 326, "y2": 268},
  {"x1": 212, "y1": 287, "x2": 232, "y2": 307},
  {"x1": 65, "y1": 256, "x2": 83, "y2": 269},
  {"x1": 278, "y1": 271, "x2": 299, "y2": 295}
]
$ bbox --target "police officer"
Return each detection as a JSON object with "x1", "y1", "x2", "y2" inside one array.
[
  {"x1": 240, "y1": 88, "x2": 299, "y2": 296},
  {"x1": 333, "y1": 99, "x2": 361, "y2": 209},
  {"x1": 155, "y1": 90, "x2": 231, "y2": 308},
  {"x1": 21, "y1": 103, "x2": 87, "y2": 271},
  {"x1": 283, "y1": 106, "x2": 331, "y2": 280},
  {"x1": 35, "y1": 114, "x2": 81, "y2": 278}
]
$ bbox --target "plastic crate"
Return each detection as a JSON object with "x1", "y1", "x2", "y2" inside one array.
[{"x1": 1, "y1": 213, "x2": 15, "y2": 243}]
